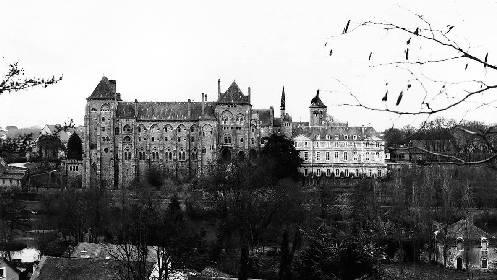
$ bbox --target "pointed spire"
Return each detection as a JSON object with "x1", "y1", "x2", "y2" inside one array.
[{"x1": 280, "y1": 86, "x2": 286, "y2": 110}]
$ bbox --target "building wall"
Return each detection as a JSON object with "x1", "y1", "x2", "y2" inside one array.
[
  {"x1": 436, "y1": 245, "x2": 497, "y2": 270},
  {"x1": 294, "y1": 137, "x2": 387, "y2": 178},
  {"x1": 0, "y1": 259, "x2": 19, "y2": 280}
]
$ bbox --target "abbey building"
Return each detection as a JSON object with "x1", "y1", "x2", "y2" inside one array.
[{"x1": 82, "y1": 77, "x2": 386, "y2": 189}]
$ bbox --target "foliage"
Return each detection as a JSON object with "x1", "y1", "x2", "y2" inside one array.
[
  {"x1": 0, "y1": 61, "x2": 62, "y2": 94},
  {"x1": 295, "y1": 224, "x2": 380, "y2": 280},
  {"x1": 260, "y1": 134, "x2": 303, "y2": 181},
  {"x1": 67, "y1": 133, "x2": 83, "y2": 160}
]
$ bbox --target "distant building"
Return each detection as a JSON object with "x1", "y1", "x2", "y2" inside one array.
[
  {"x1": 0, "y1": 258, "x2": 20, "y2": 280},
  {"x1": 292, "y1": 90, "x2": 387, "y2": 178},
  {"x1": 82, "y1": 77, "x2": 288, "y2": 189},
  {"x1": 0, "y1": 158, "x2": 27, "y2": 189},
  {"x1": 435, "y1": 218, "x2": 496, "y2": 270}
]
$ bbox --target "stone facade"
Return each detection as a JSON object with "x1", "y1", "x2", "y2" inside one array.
[
  {"x1": 82, "y1": 77, "x2": 290, "y2": 189},
  {"x1": 292, "y1": 90, "x2": 387, "y2": 178},
  {"x1": 435, "y1": 219, "x2": 496, "y2": 270}
]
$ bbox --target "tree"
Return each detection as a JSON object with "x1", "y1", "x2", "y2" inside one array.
[
  {"x1": 198, "y1": 142, "x2": 304, "y2": 280},
  {"x1": 260, "y1": 134, "x2": 303, "y2": 181},
  {"x1": 327, "y1": 10, "x2": 497, "y2": 166},
  {"x1": 1, "y1": 61, "x2": 62, "y2": 94},
  {"x1": 67, "y1": 133, "x2": 83, "y2": 160}
]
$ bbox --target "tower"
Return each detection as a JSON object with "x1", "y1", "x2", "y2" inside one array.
[
  {"x1": 280, "y1": 86, "x2": 285, "y2": 118},
  {"x1": 83, "y1": 76, "x2": 120, "y2": 189},
  {"x1": 309, "y1": 89, "x2": 327, "y2": 127}
]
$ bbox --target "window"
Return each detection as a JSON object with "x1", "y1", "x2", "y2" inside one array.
[
  {"x1": 179, "y1": 150, "x2": 186, "y2": 161},
  {"x1": 304, "y1": 152, "x2": 309, "y2": 161},
  {"x1": 482, "y1": 238, "x2": 488, "y2": 250},
  {"x1": 251, "y1": 138, "x2": 255, "y2": 145},
  {"x1": 335, "y1": 169, "x2": 340, "y2": 177},
  {"x1": 334, "y1": 152, "x2": 339, "y2": 159},
  {"x1": 326, "y1": 152, "x2": 330, "y2": 161},
  {"x1": 123, "y1": 136, "x2": 131, "y2": 143},
  {"x1": 151, "y1": 137, "x2": 155, "y2": 142},
  {"x1": 240, "y1": 137, "x2": 244, "y2": 143},
  {"x1": 353, "y1": 135, "x2": 357, "y2": 140},
  {"x1": 191, "y1": 136, "x2": 195, "y2": 142},
  {"x1": 353, "y1": 151, "x2": 358, "y2": 161},
  {"x1": 457, "y1": 238, "x2": 464, "y2": 250},
  {"x1": 101, "y1": 127, "x2": 105, "y2": 131},
  {"x1": 356, "y1": 169, "x2": 360, "y2": 177},
  {"x1": 0, "y1": 267, "x2": 5, "y2": 277},
  {"x1": 345, "y1": 169, "x2": 349, "y2": 177},
  {"x1": 316, "y1": 169, "x2": 321, "y2": 176},
  {"x1": 376, "y1": 142, "x2": 380, "y2": 148},
  {"x1": 316, "y1": 152, "x2": 320, "y2": 161},
  {"x1": 123, "y1": 125, "x2": 132, "y2": 133},
  {"x1": 369, "y1": 169, "x2": 373, "y2": 177},
  {"x1": 104, "y1": 148, "x2": 109, "y2": 153},
  {"x1": 344, "y1": 135, "x2": 348, "y2": 140},
  {"x1": 343, "y1": 152, "x2": 348, "y2": 161},
  {"x1": 365, "y1": 152, "x2": 370, "y2": 161},
  {"x1": 224, "y1": 135, "x2": 232, "y2": 144},
  {"x1": 304, "y1": 142, "x2": 308, "y2": 147},
  {"x1": 190, "y1": 126, "x2": 195, "y2": 132},
  {"x1": 327, "y1": 169, "x2": 331, "y2": 176},
  {"x1": 482, "y1": 258, "x2": 488, "y2": 269}
]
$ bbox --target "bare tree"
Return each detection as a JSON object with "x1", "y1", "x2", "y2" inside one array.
[
  {"x1": 0, "y1": 61, "x2": 62, "y2": 94},
  {"x1": 327, "y1": 9, "x2": 497, "y2": 166}
]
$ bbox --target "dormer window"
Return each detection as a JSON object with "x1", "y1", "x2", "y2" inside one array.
[
  {"x1": 344, "y1": 135, "x2": 349, "y2": 140},
  {"x1": 457, "y1": 237, "x2": 464, "y2": 250},
  {"x1": 353, "y1": 135, "x2": 357, "y2": 140},
  {"x1": 482, "y1": 237, "x2": 488, "y2": 250}
]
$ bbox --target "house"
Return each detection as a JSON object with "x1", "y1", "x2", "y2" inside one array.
[
  {"x1": 0, "y1": 158, "x2": 27, "y2": 189},
  {"x1": 435, "y1": 218, "x2": 497, "y2": 270},
  {"x1": 0, "y1": 258, "x2": 20, "y2": 280}
]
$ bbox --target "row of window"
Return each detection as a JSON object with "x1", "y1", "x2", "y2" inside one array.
[
  {"x1": 302, "y1": 151, "x2": 381, "y2": 161},
  {"x1": 303, "y1": 168, "x2": 383, "y2": 177},
  {"x1": 125, "y1": 150, "x2": 207, "y2": 161},
  {"x1": 67, "y1": 165, "x2": 79, "y2": 171},
  {"x1": 0, "y1": 178, "x2": 19, "y2": 185},
  {"x1": 295, "y1": 141, "x2": 382, "y2": 149},
  {"x1": 223, "y1": 136, "x2": 258, "y2": 145}
]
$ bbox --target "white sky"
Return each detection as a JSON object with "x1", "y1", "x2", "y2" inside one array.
[{"x1": 1, "y1": 0, "x2": 496, "y2": 130}]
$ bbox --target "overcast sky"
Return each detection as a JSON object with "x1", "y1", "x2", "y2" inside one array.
[{"x1": 1, "y1": 0, "x2": 496, "y2": 130}]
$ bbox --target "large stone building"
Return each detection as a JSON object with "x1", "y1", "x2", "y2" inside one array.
[
  {"x1": 292, "y1": 90, "x2": 387, "y2": 178},
  {"x1": 82, "y1": 77, "x2": 290, "y2": 189},
  {"x1": 82, "y1": 77, "x2": 386, "y2": 189}
]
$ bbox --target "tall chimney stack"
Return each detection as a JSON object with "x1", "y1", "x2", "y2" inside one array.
[
  {"x1": 248, "y1": 86, "x2": 251, "y2": 103},
  {"x1": 187, "y1": 99, "x2": 191, "y2": 119},
  {"x1": 218, "y1": 79, "x2": 221, "y2": 100},
  {"x1": 201, "y1": 93, "x2": 205, "y2": 115}
]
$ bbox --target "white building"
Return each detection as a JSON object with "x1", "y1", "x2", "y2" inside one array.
[{"x1": 292, "y1": 91, "x2": 387, "y2": 178}]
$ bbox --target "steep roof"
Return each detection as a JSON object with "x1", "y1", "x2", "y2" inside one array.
[
  {"x1": 87, "y1": 77, "x2": 118, "y2": 100},
  {"x1": 33, "y1": 257, "x2": 124, "y2": 280},
  {"x1": 116, "y1": 101, "x2": 216, "y2": 121},
  {"x1": 446, "y1": 219, "x2": 490, "y2": 240},
  {"x1": 310, "y1": 90, "x2": 326, "y2": 108},
  {"x1": 218, "y1": 81, "x2": 250, "y2": 104},
  {"x1": 292, "y1": 125, "x2": 380, "y2": 140},
  {"x1": 70, "y1": 242, "x2": 158, "y2": 263},
  {"x1": 252, "y1": 109, "x2": 273, "y2": 126}
]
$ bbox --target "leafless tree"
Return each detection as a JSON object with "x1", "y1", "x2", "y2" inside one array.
[
  {"x1": 327, "y1": 10, "x2": 497, "y2": 166},
  {"x1": 0, "y1": 61, "x2": 62, "y2": 94}
]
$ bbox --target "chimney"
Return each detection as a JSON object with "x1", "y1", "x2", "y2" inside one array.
[
  {"x1": 187, "y1": 99, "x2": 192, "y2": 119},
  {"x1": 205, "y1": 94, "x2": 207, "y2": 101},
  {"x1": 218, "y1": 79, "x2": 221, "y2": 100},
  {"x1": 201, "y1": 93, "x2": 205, "y2": 115},
  {"x1": 248, "y1": 87, "x2": 251, "y2": 103}
]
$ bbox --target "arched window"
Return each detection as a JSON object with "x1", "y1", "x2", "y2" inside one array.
[
  {"x1": 100, "y1": 103, "x2": 110, "y2": 111},
  {"x1": 123, "y1": 125, "x2": 132, "y2": 133},
  {"x1": 123, "y1": 136, "x2": 131, "y2": 143}
]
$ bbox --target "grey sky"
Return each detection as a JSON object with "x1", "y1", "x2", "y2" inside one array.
[{"x1": 1, "y1": 0, "x2": 496, "y2": 130}]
